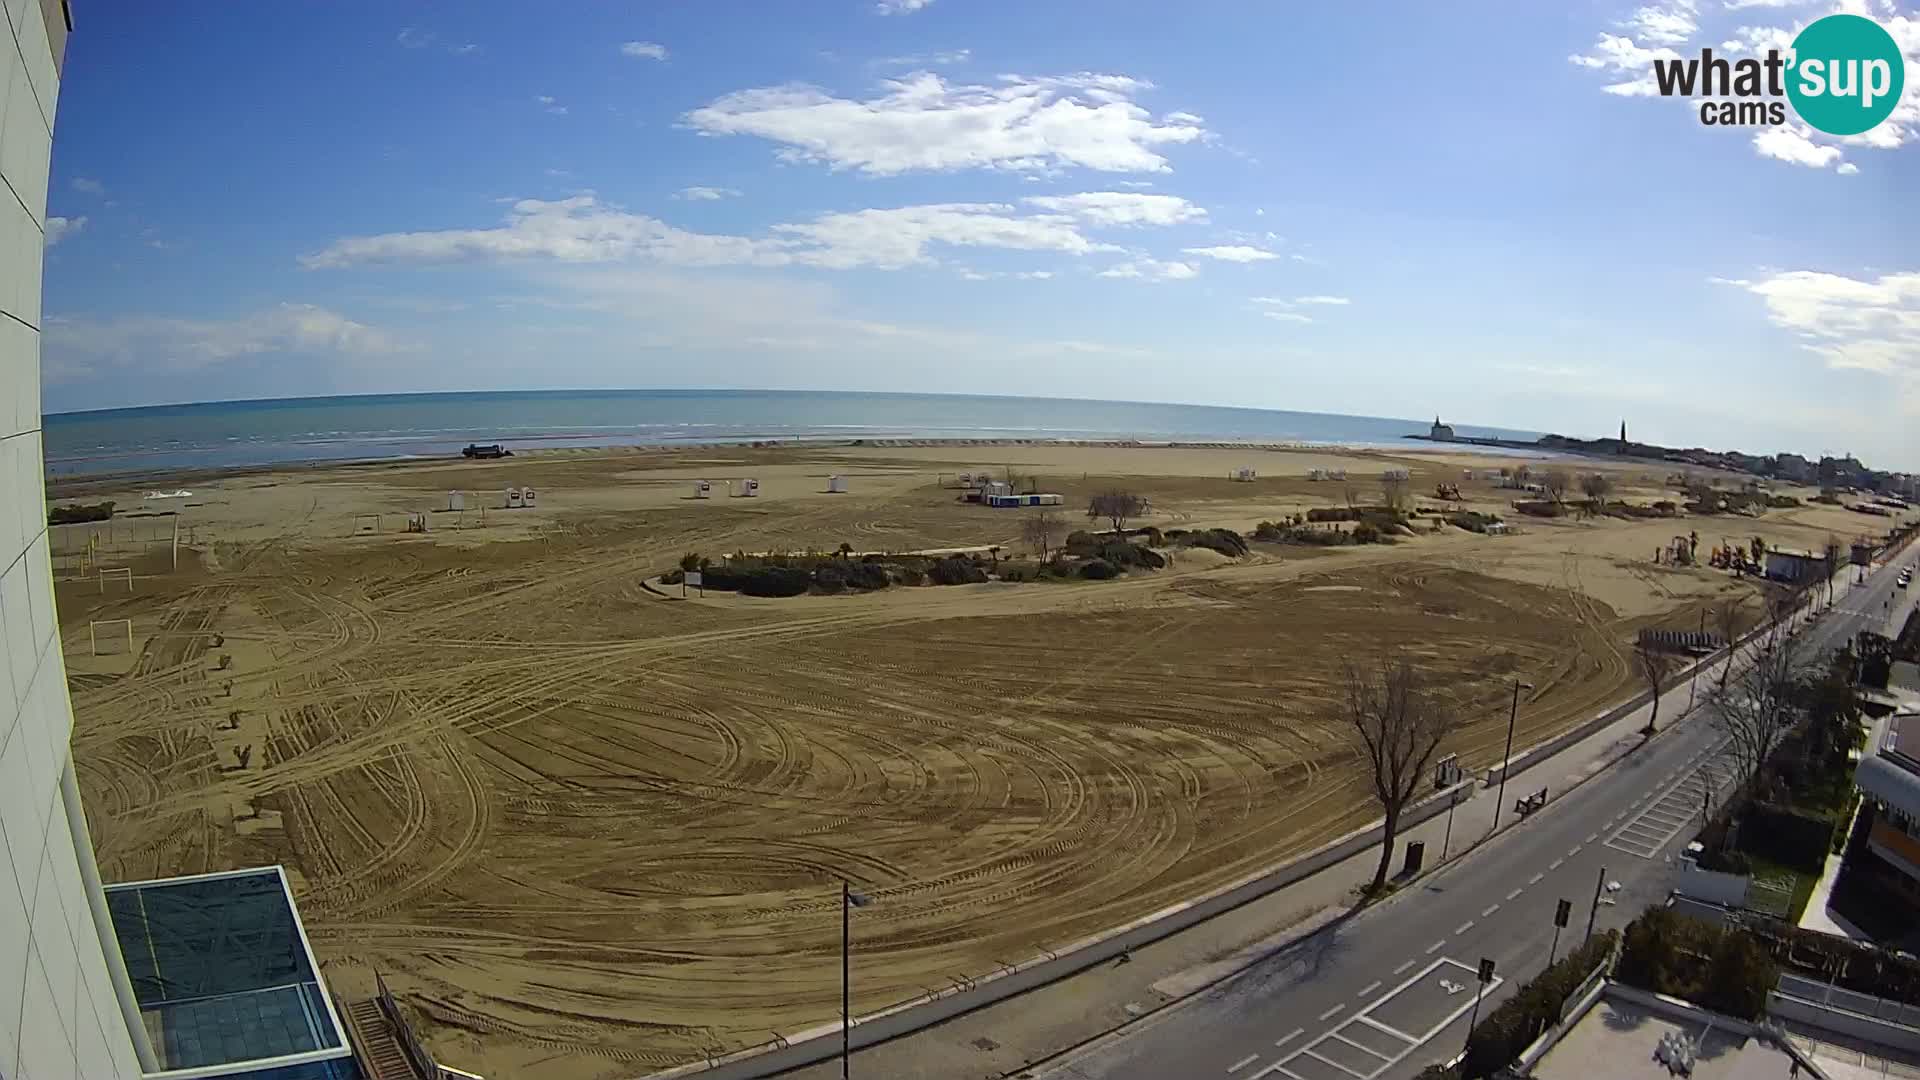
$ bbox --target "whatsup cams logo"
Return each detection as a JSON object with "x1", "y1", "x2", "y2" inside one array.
[{"x1": 1652, "y1": 13, "x2": 1905, "y2": 134}]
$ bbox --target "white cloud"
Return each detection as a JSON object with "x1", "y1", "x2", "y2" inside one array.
[
  {"x1": 1621, "y1": 3, "x2": 1697, "y2": 45},
  {"x1": 1182, "y1": 245, "x2": 1278, "y2": 262},
  {"x1": 45, "y1": 216, "x2": 85, "y2": 246},
  {"x1": 1098, "y1": 258, "x2": 1196, "y2": 281},
  {"x1": 1753, "y1": 123, "x2": 1844, "y2": 167},
  {"x1": 1114, "y1": 180, "x2": 1155, "y2": 189},
  {"x1": 45, "y1": 304, "x2": 415, "y2": 379},
  {"x1": 1294, "y1": 295, "x2": 1351, "y2": 305},
  {"x1": 676, "y1": 186, "x2": 743, "y2": 201},
  {"x1": 959, "y1": 269, "x2": 1056, "y2": 281},
  {"x1": 1164, "y1": 110, "x2": 1205, "y2": 124},
  {"x1": 1837, "y1": 162, "x2": 1860, "y2": 175},
  {"x1": 303, "y1": 195, "x2": 1128, "y2": 273},
  {"x1": 1724, "y1": 0, "x2": 1813, "y2": 8},
  {"x1": 1723, "y1": 270, "x2": 1920, "y2": 385},
  {"x1": 875, "y1": 0, "x2": 933, "y2": 13},
  {"x1": 683, "y1": 72, "x2": 1206, "y2": 175},
  {"x1": 1263, "y1": 311, "x2": 1313, "y2": 324},
  {"x1": 536, "y1": 95, "x2": 568, "y2": 116},
  {"x1": 873, "y1": 48, "x2": 971, "y2": 67},
  {"x1": 621, "y1": 41, "x2": 669, "y2": 60},
  {"x1": 1023, "y1": 191, "x2": 1207, "y2": 227},
  {"x1": 1570, "y1": 32, "x2": 1685, "y2": 95},
  {"x1": 396, "y1": 28, "x2": 479, "y2": 55},
  {"x1": 71, "y1": 177, "x2": 104, "y2": 195}
]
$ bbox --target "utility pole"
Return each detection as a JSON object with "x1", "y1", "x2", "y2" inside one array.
[
  {"x1": 1586, "y1": 866, "x2": 1608, "y2": 944},
  {"x1": 1687, "y1": 608, "x2": 1705, "y2": 714},
  {"x1": 1491, "y1": 679, "x2": 1536, "y2": 835}
]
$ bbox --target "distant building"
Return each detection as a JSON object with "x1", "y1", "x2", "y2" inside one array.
[
  {"x1": 1764, "y1": 547, "x2": 1823, "y2": 582},
  {"x1": 1428, "y1": 416, "x2": 1455, "y2": 441},
  {"x1": 1853, "y1": 710, "x2": 1920, "y2": 902}
]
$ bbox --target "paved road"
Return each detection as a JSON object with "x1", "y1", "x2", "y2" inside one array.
[{"x1": 1033, "y1": 550, "x2": 1917, "y2": 1080}]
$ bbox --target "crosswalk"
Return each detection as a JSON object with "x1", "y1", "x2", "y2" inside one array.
[{"x1": 1603, "y1": 740, "x2": 1734, "y2": 859}]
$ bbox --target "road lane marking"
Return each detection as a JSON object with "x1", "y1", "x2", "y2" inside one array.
[
  {"x1": 1228, "y1": 1053, "x2": 1260, "y2": 1074},
  {"x1": 1506, "y1": 888, "x2": 1523, "y2": 901},
  {"x1": 1455, "y1": 920, "x2": 1475, "y2": 935},
  {"x1": 1427, "y1": 939, "x2": 1446, "y2": 954},
  {"x1": 1529, "y1": 873, "x2": 1544, "y2": 885},
  {"x1": 1318, "y1": 1003, "x2": 1346, "y2": 1021},
  {"x1": 1482, "y1": 904, "x2": 1500, "y2": 917},
  {"x1": 1586, "y1": 833, "x2": 1599, "y2": 843},
  {"x1": 1568, "y1": 847, "x2": 1582, "y2": 858},
  {"x1": 1357, "y1": 980, "x2": 1382, "y2": 997},
  {"x1": 1392, "y1": 960, "x2": 1416, "y2": 976},
  {"x1": 1549, "y1": 858, "x2": 1564, "y2": 870},
  {"x1": 1273, "y1": 1028, "x2": 1304, "y2": 1049}
]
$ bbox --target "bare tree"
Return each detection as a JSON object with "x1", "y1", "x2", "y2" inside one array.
[
  {"x1": 1381, "y1": 474, "x2": 1408, "y2": 512},
  {"x1": 1636, "y1": 637, "x2": 1677, "y2": 735},
  {"x1": 1580, "y1": 472, "x2": 1614, "y2": 505},
  {"x1": 1821, "y1": 534, "x2": 1843, "y2": 607},
  {"x1": 1336, "y1": 653, "x2": 1460, "y2": 895},
  {"x1": 1708, "y1": 622, "x2": 1807, "y2": 801},
  {"x1": 1088, "y1": 490, "x2": 1145, "y2": 534},
  {"x1": 1343, "y1": 480, "x2": 1358, "y2": 511},
  {"x1": 1021, "y1": 509, "x2": 1064, "y2": 562},
  {"x1": 1543, "y1": 469, "x2": 1572, "y2": 505}
]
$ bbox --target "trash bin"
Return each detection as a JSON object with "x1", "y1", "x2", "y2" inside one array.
[{"x1": 1403, "y1": 840, "x2": 1426, "y2": 876}]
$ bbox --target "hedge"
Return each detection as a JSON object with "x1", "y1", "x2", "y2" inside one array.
[
  {"x1": 1459, "y1": 930, "x2": 1617, "y2": 1078},
  {"x1": 1616, "y1": 907, "x2": 1776, "y2": 1021},
  {"x1": 1737, "y1": 803, "x2": 1835, "y2": 874},
  {"x1": 1081, "y1": 559, "x2": 1118, "y2": 580},
  {"x1": 49, "y1": 501, "x2": 115, "y2": 525}
]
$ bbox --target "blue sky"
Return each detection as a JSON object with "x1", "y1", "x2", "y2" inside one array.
[{"x1": 39, "y1": 0, "x2": 1920, "y2": 468}]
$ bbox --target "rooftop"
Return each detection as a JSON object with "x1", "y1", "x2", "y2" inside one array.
[
  {"x1": 105, "y1": 865, "x2": 358, "y2": 1078},
  {"x1": 1532, "y1": 996, "x2": 1797, "y2": 1080}
]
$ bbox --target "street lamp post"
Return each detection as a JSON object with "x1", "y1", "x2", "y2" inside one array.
[
  {"x1": 1491, "y1": 679, "x2": 1536, "y2": 835},
  {"x1": 842, "y1": 881, "x2": 872, "y2": 1079},
  {"x1": 1687, "y1": 608, "x2": 1705, "y2": 715}
]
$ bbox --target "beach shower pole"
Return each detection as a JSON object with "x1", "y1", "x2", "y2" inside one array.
[{"x1": 842, "y1": 882, "x2": 871, "y2": 1078}]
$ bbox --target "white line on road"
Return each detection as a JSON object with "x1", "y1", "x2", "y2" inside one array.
[
  {"x1": 1568, "y1": 847, "x2": 1582, "y2": 858},
  {"x1": 1273, "y1": 1028, "x2": 1304, "y2": 1050},
  {"x1": 1586, "y1": 833, "x2": 1599, "y2": 843},
  {"x1": 1549, "y1": 858, "x2": 1564, "y2": 870},
  {"x1": 1318, "y1": 1003, "x2": 1345, "y2": 1021},
  {"x1": 1357, "y1": 980, "x2": 1382, "y2": 997},
  {"x1": 1455, "y1": 920, "x2": 1475, "y2": 935},
  {"x1": 1506, "y1": 888, "x2": 1523, "y2": 901},
  {"x1": 1392, "y1": 960, "x2": 1416, "y2": 976},
  {"x1": 1481, "y1": 904, "x2": 1499, "y2": 918},
  {"x1": 1227, "y1": 1053, "x2": 1261, "y2": 1074},
  {"x1": 1427, "y1": 939, "x2": 1446, "y2": 954},
  {"x1": 1529, "y1": 872, "x2": 1544, "y2": 885}
]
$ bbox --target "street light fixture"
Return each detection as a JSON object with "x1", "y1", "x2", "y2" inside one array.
[
  {"x1": 842, "y1": 881, "x2": 872, "y2": 1080},
  {"x1": 1491, "y1": 679, "x2": 1536, "y2": 835}
]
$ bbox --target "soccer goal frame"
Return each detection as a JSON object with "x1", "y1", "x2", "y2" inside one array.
[
  {"x1": 353, "y1": 514, "x2": 382, "y2": 535},
  {"x1": 89, "y1": 619, "x2": 134, "y2": 656},
  {"x1": 97, "y1": 566, "x2": 134, "y2": 594}
]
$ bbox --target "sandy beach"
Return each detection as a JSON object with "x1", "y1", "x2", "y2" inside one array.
[{"x1": 48, "y1": 439, "x2": 1881, "y2": 1077}]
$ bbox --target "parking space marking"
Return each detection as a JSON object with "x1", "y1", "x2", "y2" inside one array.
[
  {"x1": 1319, "y1": 1004, "x2": 1346, "y2": 1021},
  {"x1": 1270, "y1": 958, "x2": 1504, "y2": 1080},
  {"x1": 1228, "y1": 1053, "x2": 1261, "y2": 1074},
  {"x1": 1606, "y1": 739, "x2": 1734, "y2": 859}
]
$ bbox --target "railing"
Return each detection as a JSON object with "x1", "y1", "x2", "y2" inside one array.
[{"x1": 376, "y1": 972, "x2": 441, "y2": 1080}]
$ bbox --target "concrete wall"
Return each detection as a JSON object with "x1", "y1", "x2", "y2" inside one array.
[
  {"x1": 0, "y1": 2, "x2": 144, "y2": 1077},
  {"x1": 1768, "y1": 992, "x2": 1920, "y2": 1053},
  {"x1": 1671, "y1": 861, "x2": 1750, "y2": 907}
]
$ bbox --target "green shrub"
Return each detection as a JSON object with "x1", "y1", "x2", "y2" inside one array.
[
  {"x1": 1615, "y1": 908, "x2": 1775, "y2": 1020},
  {"x1": 1081, "y1": 559, "x2": 1118, "y2": 580},
  {"x1": 49, "y1": 501, "x2": 115, "y2": 525},
  {"x1": 679, "y1": 552, "x2": 702, "y2": 572},
  {"x1": 1098, "y1": 541, "x2": 1166, "y2": 570},
  {"x1": 1281, "y1": 527, "x2": 1352, "y2": 546},
  {"x1": 928, "y1": 556, "x2": 988, "y2": 586},
  {"x1": 1702, "y1": 930, "x2": 1777, "y2": 1020},
  {"x1": 845, "y1": 562, "x2": 890, "y2": 590},
  {"x1": 1737, "y1": 804, "x2": 1834, "y2": 874},
  {"x1": 1353, "y1": 522, "x2": 1380, "y2": 544},
  {"x1": 1178, "y1": 528, "x2": 1249, "y2": 557},
  {"x1": 1139, "y1": 526, "x2": 1164, "y2": 547},
  {"x1": 997, "y1": 561, "x2": 1041, "y2": 582},
  {"x1": 1306, "y1": 507, "x2": 1356, "y2": 523},
  {"x1": 1447, "y1": 511, "x2": 1501, "y2": 533},
  {"x1": 740, "y1": 567, "x2": 811, "y2": 597},
  {"x1": 1459, "y1": 930, "x2": 1618, "y2": 1078},
  {"x1": 1253, "y1": 520, "x2": 1286, "y2": 542},
  {"x1": 1063, "y1": 530, "x2": 1101, "y2": 556},
  {"x1": 1514, "y1": 500, "x2": 1563, "y2": 518},
  {"x1": 814, "y1": 564, "x2": 847, "y2": 593}
]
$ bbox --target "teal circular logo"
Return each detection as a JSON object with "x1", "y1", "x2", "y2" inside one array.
[{"x1": 1787, "y1": 14, "x2": 1905, "y2": 136}]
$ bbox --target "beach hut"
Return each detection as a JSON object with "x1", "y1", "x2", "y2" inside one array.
[
  {"x1": 447, "y1": 490, "x2": 465, "y2": 512},
  {"x1": 982, "y1": 481, "x2": 1011, "y2": 498},
  {"x1": 693, "y1": 480, "x2": 712, "y2": 499},
  {"x1": 1035, "y1": 493, "x2": 1064, "y2": 506},
  {"x1": 1307, "y1": 468, "x2": 1328, "y2": 482},
  {"x1": 506, "y1": 487, "x2": 524, "y2": 509},
  {"x1": 957, "y1": 472, "x2": 974, "y2": 486},
  {"x1": 732, "y1": 478, "x2": 760, "y2": 498},
  {"x1": 827, "y1": 475, "x2": 848, "y2": 493},
  {"x1": 1329, "y1": 468, "x2": 1348, "y2": 481},
  {"x1": 1232, "y1": 467, "x2": 1257, "y2": 482},
  {"x1": 522, "y1": 487, "x2": 537, "y2": 507}
]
